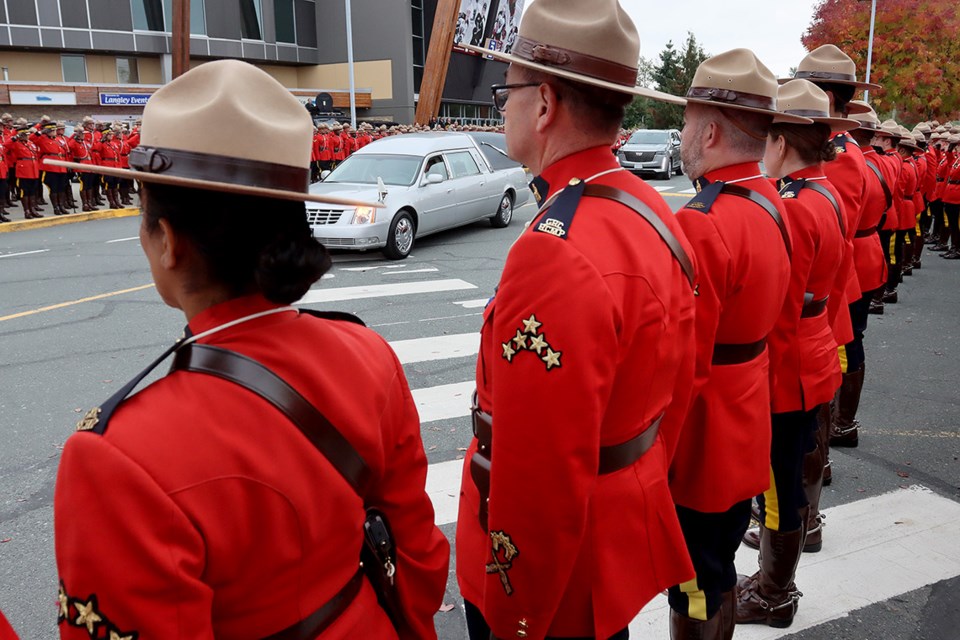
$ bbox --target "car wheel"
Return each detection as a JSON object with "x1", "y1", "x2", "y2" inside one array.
[
  {"x1": 383, "y1": 211, "x2": 415, "y2": 260},
  {"x1": 490, "y1": 193, "x2": 514, "y2": 228}
]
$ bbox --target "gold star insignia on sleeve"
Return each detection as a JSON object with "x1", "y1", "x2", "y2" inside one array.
[
  {"x1": 542, "y1": 348, "x2": 562, "y2": 370},
  {"x1": 512, "y1": 329, "x2": 529, "y2": 350},
  {"x1": 57, "y1": 583, "x2": 69, "y2": 622},
  {"x1": 521, "y1": 314, "x2": 542, "y2": 335},
  {"x1": 527, "y1": 334, "x2": 547, "y2": 355},
  {"x1": 502, "y1": 342, "x2": 517, "y2": 362},
  {"x1": 76, "y1": 407, "x2": 101, "y2": 432},
  {"x1": 109, "y1": 628, "x2": 137, "y2": 640},
  {"x1": 73, "y1": 597, "x2": 103, "y2": 635}
]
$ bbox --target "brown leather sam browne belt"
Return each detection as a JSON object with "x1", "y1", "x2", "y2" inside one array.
[
  {"x1": 469, "y1": 406, "x2": 663, "y2": 530},
  {"x1": 711, "y1": 339, "x2": 767, "y2": 365}
]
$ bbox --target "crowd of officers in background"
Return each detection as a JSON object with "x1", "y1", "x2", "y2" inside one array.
[{"x1": 0, "y1": 113, "x2": 140, "y2": 222}]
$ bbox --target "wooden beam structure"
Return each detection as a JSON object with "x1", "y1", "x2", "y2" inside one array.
[
  {"x1": 172, "y1": 0, "x2": 191, "y2": 79},
  {"x1": 415, "y1": 0, "x2": 459, "y2": 125}
]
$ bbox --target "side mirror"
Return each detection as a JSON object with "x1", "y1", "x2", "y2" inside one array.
[
  {"x1": 320, "y1": 170, "x2": 331, "y2": 180},
  {"x1": 425, "y1": 173, "x2": 445, "y2": 185}
]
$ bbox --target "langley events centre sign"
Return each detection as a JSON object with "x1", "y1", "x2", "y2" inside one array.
[{"x1": 98, "y1": 93, "x2": 152, "y2": 106}]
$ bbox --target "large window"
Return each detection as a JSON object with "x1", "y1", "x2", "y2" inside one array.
[
  {"x1": 131, "y1": 0, "x2": 205, "y2": 34},
  {"x1": 275, "y1": 0, "x2": 295, "y2": 43},
  {"x1": 412, "y1": 0, "x2": 425, "y2": 90},
  {"x1": 117, "y1": 58, "x2": 140, "y2": 84},
  {"x1": 239, "y1": 0, "x2": 263, "y2": 40},
  {"x1": 62, "y1": 55, "x2": 87, "y2": 82}
]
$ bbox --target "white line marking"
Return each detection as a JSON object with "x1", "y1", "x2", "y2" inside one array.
[
  {"x1": 425, "y1": 459, "x2": 465, "y2": 526},
  {"x1": 412, "y1": 381, "x2": 473, "y2": 424},
  {"x1": 298, "y1": 279, "x2": 476, "y2": 304},
  {"x1": 391, "y1": 333, "x2": 479, "y2": 364},
  {"x1": 454, "y1": 298, "x2": 490, "y2": 309},
  {"x1": 419, "y1": 312, "x2": 483, "y2": 323},
  {"x1": 680, "y1": 187, "x2": 697, "y2": 194},
  {"x1": 330, "y1": 253, "x2": 393, "y2": 263},
  {"x1": 0, "y1": 249, "x2": 49, "y2": 259},
  {"x1": 381, "y1": 268, "x2": 440, "y2": 276},
  {"x1": 105, "y1": 236, "x2": 139, "y2": 244},
  {"x1": 340, "y1": 264, "x2": 408, "y2": 272},
  {"x1": 653, "y1": 186, "x2": 672, "y2": 192},
  {"x1": 628, "y1": 485, "x2": 960, "y2": 638}
]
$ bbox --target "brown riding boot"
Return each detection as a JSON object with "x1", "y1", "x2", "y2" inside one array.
[
  {"x1": 669, "y1": 607, "x2": 724, "y2": 640},
  {"x1": 802, "y1": 417, "x2": 826, "y2": 552},
  {"x1": 112, "y1": 188, "x2": 124, "y2": 209},
  {"x1": 830, "y1": 364, "x2": 864, "y2": 447},
  {"x1": 80, "y1": 191, "x2": 93, "y2": 212},
  {"x1": 53, "y1": 192, "x2": 66, "y2": 215},
  {"x1": 25, "y1": 195, "x2": 43, "y2": 219},
  {"x1": 0, "y1": 205, "x2": 10, "y2": 222},
  {"x1": 719, "y1": 589, "x2": 735, "y2": 640},
  {"x1": 818, "y1": 401, "x2": 832, "y2": 486},
  {"x1": 736, "y1": 517, "x2": 805, "y2": 628},
  {"x1": 119, "y1": 182, "x2": 133, "y2": 205},
  {"x1": 66, "y1": 188, "x2": 79, "y2": 210}
]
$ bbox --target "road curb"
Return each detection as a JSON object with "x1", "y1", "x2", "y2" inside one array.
[{"x1": 0, "y1": 206, "x2": 139, "y2": 233}]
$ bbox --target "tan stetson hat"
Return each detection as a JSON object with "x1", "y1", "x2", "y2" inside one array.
[
  {"x1": 46, "y1": 60, "x2": 379, "y2": 208},
  {"x1": 773, "y1": 80, "x2": 858, "y2": 132},
  {"x1": 684, "y1": 49, "x2": 811, "y2": 124},
  {"x1": 949, "y1": 134, "x2": 960, "y2": 145},
  {"x1": 875, "y1": 119, "x2": 903, "y2": 140},
  {"x1": 847, "y1": 100, "x2": 879, "y2": 130},
  {"x1": 461, "y1": 0, "x2": 684, "y2": 105},
  {"x1": 897, "y1": 127, "x2": 919, "y2": 149},
  {"x1": 916, "y1": 122, "x2": 932, "y2": 133},
  {"x1": 783, "y1": 44, "x2": 881, "y2": 93}
]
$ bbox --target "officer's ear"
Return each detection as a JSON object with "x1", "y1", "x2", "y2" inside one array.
[{"x1": 534, "y1": 82, "x2": 561, "y2": 134}]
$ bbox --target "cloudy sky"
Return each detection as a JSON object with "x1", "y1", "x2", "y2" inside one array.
[{"x1": 522, "y1": 0, "x2": 823, "y2": 78}]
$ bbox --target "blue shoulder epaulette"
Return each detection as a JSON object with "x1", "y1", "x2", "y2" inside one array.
[
  {"x1": 779, "y1": 177, "x2": 806, "y2": 199},
  {"x1": 833, "y1": 133, "x2": 851, "y2": 153},
  {"x1": 533, "y1": 178, "x2": 586, "y2": 240},
  {"x1": 529, "y1": 175, "x2": 550, "y2": 207},
  {"x1": 683, "y1": 179, "x2": 724, "y2": 213}
]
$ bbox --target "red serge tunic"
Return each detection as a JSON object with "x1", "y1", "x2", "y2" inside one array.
[
  {"x1": 934, "y1": 150, "x2": 954, "y2": 201},
  {"x1": 898, "y1": 157, "x2": 919, "y2": 231},
  {"x1": 55, "y1": 295, "x2": 449, "y2": 640},
  {"x1": 36, "y1": 135, "x2": 68, "y2": 174},
  {"x1": 913, "y1": 154, "x2": 928, "y2": 222},
  {"x1": 855, "y1": 148, "x2": 890, "y2": 292},
  {"x1": 457, "y1": 146, "x2": 697, "y2": 640},
  {"x1": 5, "y1": 139, "x2": 40, "y2": 179},
  {"x1": 669, "y1": 162, "x2": 791, "y2": 512},
  {"x1": 0, "y1": 610, "x2": 18, "y2": 640},
  {"x1": 943, "y1": 154, "x2": 960, "y2": 205},
  {"x1": 923, "y1": 147, "x2": 939, "y2": 201},
  {"x1": 769, "y1": 168, "x2": 844, "y2": 413}
]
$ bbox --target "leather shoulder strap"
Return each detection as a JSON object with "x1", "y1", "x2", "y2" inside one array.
[
  {"x1": 582, "y1": 183, "x2": 696, "y2": 287},
  {"x1": 720, "y1": 183, "x2": 793, "y2": 258},
  {"x1": 801, "y1": 180, "x2": 845, "y2": 236},
  {"x1": 865, "y1": 158, "x2": 893, "y2": 211},
  {"x1": 171, "y1": 344, "x2": 373, "y2": 496}
]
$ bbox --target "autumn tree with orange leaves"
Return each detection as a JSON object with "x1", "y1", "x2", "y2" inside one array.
[{"x1": 803, "y1": 0, "x2": 960, "y2": 124}]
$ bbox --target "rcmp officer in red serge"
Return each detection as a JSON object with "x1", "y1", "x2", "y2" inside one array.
[
  {"x1": 736, "y1": 80, "x2": 853, "y2": 628},
  {"x1": 666, "y1": 49, "x2": 795, "y2": 639},
  {"x1": 50, "y1": 60, "x2": 449, "y2": 640},
  {"x1": 456, "y1": 1, "x2": 700, "y2": 638}
]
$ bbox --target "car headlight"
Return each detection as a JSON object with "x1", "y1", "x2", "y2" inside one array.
[{"x1": 351, "y1": 206, "x2": 376, "y2": 225}]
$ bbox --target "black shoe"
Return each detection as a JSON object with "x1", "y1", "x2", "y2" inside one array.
[
  {"x1": 882, "y1": 288, "x2": 898, "y2": 304},
  {"x1": 944, "y1": 250, "x2": 960, "y2": 260},
  {"x1": 868, "y1": 299, "x2": 885, "y2": 314},
  {"x1": 931, "y1": 243, "x2": 950, "y2": 252}
]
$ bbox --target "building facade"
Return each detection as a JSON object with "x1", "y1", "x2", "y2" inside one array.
[{"x1": 0, "y1": 0, "x2": 507, "y2": 125}]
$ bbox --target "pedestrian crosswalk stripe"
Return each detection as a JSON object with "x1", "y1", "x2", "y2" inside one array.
[
  {"x1": 426, "y1": 458, "x2": 464, "y2": 526},
  {"x1": 411, "y1": 381, "x2": 474, "y2": 424},
  {"x1": 298, "y1": 279, "x2": 477, "y2": 303},
  {"x1": 680, "y1": 187, "x2": 697, "y2": 194},
  {"x1": 381, "y1": 268, "x2": 440, "y2": 276},
  {"x1": 390, "y1": 333, "x2": 479, "y2": 364},
  {"x1": 628, "y1": 485, "x2": 960, "y2": 638},
  {"x1": 453, "y1": 298, "x2": 490, "y2": 309},
  {"x1": 653, "y1": 186, "x2": 672, "y2": 192}
]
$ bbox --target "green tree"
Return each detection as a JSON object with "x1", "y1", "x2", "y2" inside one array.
[{"x1": 624, "y1": 34, "x2": 708, "y2": 130}]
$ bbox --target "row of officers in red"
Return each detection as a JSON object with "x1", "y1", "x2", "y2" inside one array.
[
  {"x1": 8, "y1": 1, "x2": 960, "y2": 638},
  {"x1": 0, "y1": 115, "x2": 141, "y2": 221}
]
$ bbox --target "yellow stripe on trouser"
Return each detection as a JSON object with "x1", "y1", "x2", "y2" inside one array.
[
  {"x1": 916, "y1": 212, "x2": 922, "y2": 235},
  {"x1": 838, "y1": 344, "x2": 848, "y2": 374},
  {"x1": 763, "y1": 466, "x2": 781, "y2": 531},
  {"x1": 889, "y1": 233, "x2": 897, "y2": 265},
  {"x1": 679, "y1": 577, "x2": 708, "y2": 621}
]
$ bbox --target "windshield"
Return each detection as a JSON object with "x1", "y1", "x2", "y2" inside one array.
[
  {"x1": 324, "y1": 154, "x2": 423, "y2": 186},
  {"x1": 628, "y1": 130, "x2": 670, "y2": 145}
]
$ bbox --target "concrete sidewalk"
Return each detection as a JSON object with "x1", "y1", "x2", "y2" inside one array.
[{"x1": 0, "y1": 180, "x2": 139, "y2": 233}]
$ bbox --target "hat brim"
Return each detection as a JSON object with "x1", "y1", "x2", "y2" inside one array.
[
  {"x1": 462, "y1": 43, "x2": 687, "y2": 106},
  {"x1": 44, "y1": 160, "x2": 384, "y2": 208},
  {"x1": 807, "y1": 116, "x2": 863, "y2": 133},
  {"x1": 844, "y1": 101, "x2": 872, "y2": 115},
  {"x1": 685, "y1": 98, "x2": 812, "y2": 124},
  {"x1": 777, "y1": 77, "x2": 882, "y2": 92}
]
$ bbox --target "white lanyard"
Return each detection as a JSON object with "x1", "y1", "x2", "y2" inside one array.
[{"x1": 181, "y1": 305, "x2": 299, "y2": 347}]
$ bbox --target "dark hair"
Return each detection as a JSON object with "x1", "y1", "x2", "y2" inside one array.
[
  {"x1": 142, "y1": 183, "x2": 331, "y2": 304},
  {"x1": 849, "y1": 127, "x2": 874, "y2": 146},
  {"x1": 816, "y1": 82, "x2": 856, "y2": 115},
  {"x1": 769, "y1": 122, "x2": 836, "y2": 164},
  {"x1": 518, "y1": 67, "x2": 632, "y2": 135}
]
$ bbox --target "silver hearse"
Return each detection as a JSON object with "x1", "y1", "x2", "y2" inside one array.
[
  {"x1": 307, "y1": 132, "x2": 531, "y2": 259},
  {"x1": 617, "y1": 129, "x2": 683, "y2": 179}
]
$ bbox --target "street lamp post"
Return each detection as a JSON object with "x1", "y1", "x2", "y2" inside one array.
[
  {"x1": 345, "y1": 0, "x2": 357, "y2": 129},
  {"x1": 864, "y1": 0, "x2": 877, "y2": 103}
]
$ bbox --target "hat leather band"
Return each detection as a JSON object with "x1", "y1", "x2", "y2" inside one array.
[
  {"x1": 686, "y1": 87, "x2": 775, "y2": 111},
  {"x1": 795, "y1": 70, "x2": 857, "y2": 83},
  {"x1": 129, "y1": 146, "x2": 308, "y2": 192},
  {"x1": 512, "y1": 36, "x2": 637, "y2": 86},
  {"x1": 784, "y1": 109, "x2": 831, "y2": 118}
]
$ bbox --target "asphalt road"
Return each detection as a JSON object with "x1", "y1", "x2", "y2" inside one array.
[{"x1": 0, "y1": 171, "x2": 957, "y2": 639}]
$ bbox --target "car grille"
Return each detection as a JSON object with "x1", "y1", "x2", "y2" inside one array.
[
  {"x1": 315, "y1": 237, "x2": 357, "y2": 246},
  {"x1": 306, "y1": 209, "x2": 344, "y2": 225},
  {"x1": 625, "y1": 151, "x2": 656, "y2": 162}
]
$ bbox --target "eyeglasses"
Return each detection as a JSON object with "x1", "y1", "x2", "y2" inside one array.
[{"x1": 491, "y1": 83, "x2": 541, "y2": 113}]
